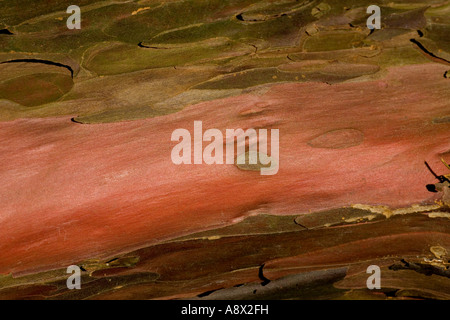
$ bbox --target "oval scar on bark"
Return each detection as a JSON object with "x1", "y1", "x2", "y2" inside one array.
[
  {"x1": 432, "y1": 116, "x2": 450, "y2": 124},
  {"x1": 308, "y1": 128, "x2": 364, "y2": 149}
]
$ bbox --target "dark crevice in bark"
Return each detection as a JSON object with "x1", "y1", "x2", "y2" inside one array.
[
  {"x1": 293, "y1": 218, "x2": 309, "y2": 230},
  {"x1": 389, "y1": 259, "x2": 450, "y2": 278},
  {"x1": 410, "y1": 39, "x2": 450, "y2": 66},
  {"x1": 235, "y1": 12, "x2": 287, "y2": 22},
  {"x1": 105, "y1": 258, "x2": 119, "y2": 264},
  {"x1": 138, "y1": 42, "x2": 169, "y2": 49},
  {"x1": 0, "y1": 59, "x2": 74, "y2": 77},
  {"x1": 258, "y1": 264, "x2": 271, "y2": 286},
  {"x1": 71, "y1": 117, "x2": 83, "y2": 124},
  {"x1": 0, "y1": 28, "x2": 13, "y2": 35},
  {"x1": 424, "y1": 161, "x2": 450, "y2": 184},
  {"x1": 383, "y1": 289, "x2": 399, "y2": 297}
]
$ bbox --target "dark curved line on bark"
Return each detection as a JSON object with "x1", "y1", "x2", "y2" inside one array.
[
  {"x1": 0, "y1": 29, "x2": 13, "y2": 35},
  {"x1": 137, "y1": 42, "x2": 169, "y2": 49},
  {"x1": 410, "y1": 39, "x2": 450, "y2": 66},
  {"x1": 0, "y1": 59, "x2": 74, "y2": 77}
]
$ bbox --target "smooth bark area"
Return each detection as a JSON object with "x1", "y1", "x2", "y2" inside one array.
[{"x1": 0, "y1": 0, "x2": 449, "y2": 299}]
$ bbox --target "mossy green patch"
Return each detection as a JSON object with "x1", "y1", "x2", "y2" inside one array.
[
  {"x1": 302, "y1": 31, "x2": 368, "y2": 52},
  {"x1": 194, "y1": 61, "x2": 380, "y2": 89},
  {"x1": 0, "y1": 72, "x2": 73, "y2": 107},
  {"x1": 83, "y1": 38, "x2": 252, "y2": 75}
]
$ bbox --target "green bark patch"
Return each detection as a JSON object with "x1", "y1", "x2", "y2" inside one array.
[
  {"x1": 0, "y1": 59, "x2": 74, "y2": 107},
  {"x1": 83, "y1": 38, "x2": 252, "y2": 75}
]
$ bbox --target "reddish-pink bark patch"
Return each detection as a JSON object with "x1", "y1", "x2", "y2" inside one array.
[{"x1": 0, "y1": 63, "x2": 449, "y2": 275}]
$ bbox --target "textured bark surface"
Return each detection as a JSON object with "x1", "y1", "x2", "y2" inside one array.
[{"x1": 0, "y1": 0, "x2": 449, "y2": 299}]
